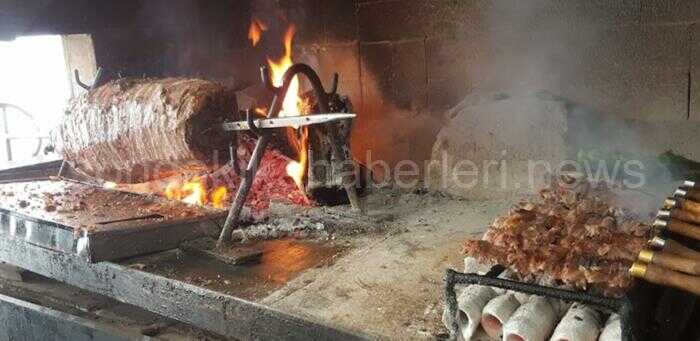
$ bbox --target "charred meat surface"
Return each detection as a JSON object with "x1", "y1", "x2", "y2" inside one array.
[
  {"x1": 59, "y1": 78, "x2": 237, "y2": 183},
  {"x1": 462, "y1": 175, "x2": 652, "y2": 297}
]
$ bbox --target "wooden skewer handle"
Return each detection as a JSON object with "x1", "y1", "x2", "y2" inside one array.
[
  {"x1": 671, "y1": 208, "x2": 700, "y2": 226},
  {"x1": 652, "y1": 252, "x2": 700, "y2": 275},
  {"x1": 667, "y1": 219, "x2": 700, "y2": 241},
  {"x1": 631, "y1": 263, "x2": 700, "y2": 296},
  {"x1": 663, "y1": 238, "x2": 700, "y2": 260},
  {"x1": 679, "y1": 198, "x2": 700, "y2": 215},
  {"x1": 684, "y1": 188, "x2": 700, "y2": 203}
]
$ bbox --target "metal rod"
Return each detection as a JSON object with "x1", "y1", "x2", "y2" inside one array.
[
  {"x1": 216, "y1": 65, "x2": 294, "y2": 247},
  {"x1": 1, "y1": 106, "x2": 10, "y2": 162},
  {"x1": 216, "y1": 134, "x2": 271, "y2": 248},
  {"x1": 74, "y1": 67, "x2": 104, "y2": 91}
]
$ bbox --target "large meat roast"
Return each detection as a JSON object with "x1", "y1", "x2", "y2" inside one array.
[{"x1": 58, "y1": 78, "x2": 237, "y2": 183}]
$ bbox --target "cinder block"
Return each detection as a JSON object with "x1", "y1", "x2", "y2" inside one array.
[
  {"x1": 350, "y1": 108, "x2": 441, "y2": 178},
  {"x1": 284, "y1": 0, "x2": 324, "y2": 45},
  {"x1": 357, "y1": 0, "x2": 429, "y2": 42},
  {"x1": 297, "y1": 42, "x2": 363, "y2": 109},
  {"x1": 422, "y1": 0, "x2": 640, "y2": 40},
  {"x1": 322, "y1": 0, "x2": 358, "y2": 43},
  {"x1": 565, "y1": 25, "x2": 689, "y2": 121},
  {"x1": 642, "y1": 0, "x2": 700, "y2": 24},
  {"x1": 426, "y1": 37, "x2": 474, "y2": 111},
  {"x1": 360, "y1": 41, "x2": 427, "y2": 114}
]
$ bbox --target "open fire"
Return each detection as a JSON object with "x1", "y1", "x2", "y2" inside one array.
[
  {"x1": 257, "y1": 21, "x2": 310, "y2": 196},
  {"x1": 162, "y1": 19, "x2": 310, "y2": 209},
  {"x1": 164, "y1": 177, "x2": 228, "y2": 209}
]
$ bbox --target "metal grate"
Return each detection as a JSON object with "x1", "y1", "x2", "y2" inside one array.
[{"x1": 444, "y1": 267, "x2": 659, "y2": 341}]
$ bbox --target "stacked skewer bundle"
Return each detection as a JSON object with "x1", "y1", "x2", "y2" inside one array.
[{"x1": 629, "y1": 180, "x2": 700, "y2": 295}]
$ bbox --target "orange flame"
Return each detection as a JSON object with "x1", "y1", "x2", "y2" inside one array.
[
  {"x1": 164, "y1": 177, "x2": 228, "y2": 209},
  {"x1": 256, "y1": 23, "x2": 309, "y2": 193},
  {"x1": 286, "y1": 127, "x2": 309, "y2": 194},
  {"x1": 266, "y1": 25, "x2": 303, "y2": 117},
  {"x1": 248, "y1": 18, "x2": 267, "y2": 47},
  {"x1": 210, "y1": 186, "x2": 228, "y2": 209}
]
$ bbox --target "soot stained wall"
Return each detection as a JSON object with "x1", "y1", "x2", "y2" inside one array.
[
  {"x1": 5, "y1": 0, "x2": 700, "y2": 179},
  {"x1": 272, "y1": 0, "x2": 700, "y2": 178}
]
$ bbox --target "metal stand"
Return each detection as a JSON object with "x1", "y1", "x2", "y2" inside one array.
[
  {"x1": 443, "y1": 268, "x2": 651, "y2": 341},
  {"x1": 216, "y1": 63, "x2": 363, "y2": 247}
]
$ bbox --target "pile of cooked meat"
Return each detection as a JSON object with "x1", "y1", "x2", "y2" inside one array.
[{"x1": 462, "y1": 174, "x2": 652, "y2": 297}]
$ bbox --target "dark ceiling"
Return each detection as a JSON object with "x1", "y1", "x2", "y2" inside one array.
[{"x1": 0, "y1": 0, "x2": 245, "y2": 41}]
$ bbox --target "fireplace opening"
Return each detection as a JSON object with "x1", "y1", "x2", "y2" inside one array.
[
  {"x1": 0, "y1": 34, "x2": 70, "y2": 167},
  {"x1": 2, "y1": 1, "x2": 700, "y2": 340}
]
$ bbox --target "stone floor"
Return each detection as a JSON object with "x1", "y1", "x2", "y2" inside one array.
[
  {"x1": 262, "y1": 189, "x2": 513, "y2": 339},
  {"x1": 0, "y1": 188, "x2": 516, "y2": 340}
]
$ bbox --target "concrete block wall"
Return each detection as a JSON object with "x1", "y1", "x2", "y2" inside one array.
[
  {"x1": 266, "y1": 0, "x2": 700, "y2": 179},
  {"x1": 62, "y1": 0, "x2": 700, "y2": 179}
]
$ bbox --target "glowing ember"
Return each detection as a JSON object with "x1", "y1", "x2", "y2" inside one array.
[
  {"x1": 254, "y1": 107, "x2": 268, "y2": 116},
  {"x1": 248, "y1": 18, "x2": 267, "y2": 47}
]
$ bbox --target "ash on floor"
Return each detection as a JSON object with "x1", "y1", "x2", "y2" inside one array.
[
  {"x1": 259, "y1": 187, "x2": 513, "y2": 340},
  {"x1": 233, "y1": 196, "x2": 395, "y2": 242}
]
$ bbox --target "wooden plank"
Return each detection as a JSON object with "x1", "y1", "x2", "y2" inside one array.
[{"x1": 0, "y1": 236, "x2": 368, "y2": 341}]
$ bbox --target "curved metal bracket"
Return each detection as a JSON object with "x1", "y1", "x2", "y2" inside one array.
[
  {"x1": 260, "y1": 64, "x2": 339, "y2": 104},
  {"x1": 245, "y1": 109, "x2": 262, "y2": 137},
  {"x1": 328, "y1": 73, "x2": 339, "y2": 97},
  {"x1": 74, "y1": 67, "x2": 104, "y2": 91}
]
